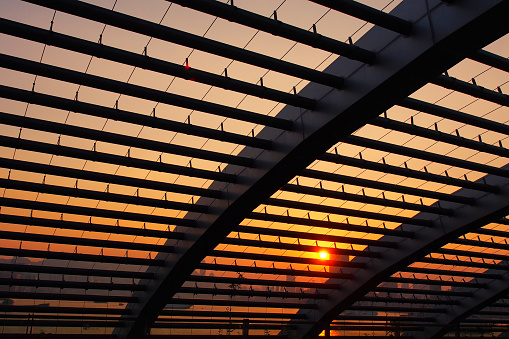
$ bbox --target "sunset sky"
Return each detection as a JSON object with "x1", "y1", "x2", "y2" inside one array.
[{"x1": 1, "y1": 0, "x2": 509, "y2": 337}]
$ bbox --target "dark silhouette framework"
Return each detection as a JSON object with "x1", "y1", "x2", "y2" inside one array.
[{"x1": 0, "y1": 0, "x2": 509, "y2": 338}]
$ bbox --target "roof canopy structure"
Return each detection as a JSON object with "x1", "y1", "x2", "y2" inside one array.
[{"x1": 1, "y1": 0, "x2": 509, "y2": 338}]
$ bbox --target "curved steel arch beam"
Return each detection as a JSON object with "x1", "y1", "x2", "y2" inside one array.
[
  {"x1": 114, "y1": 0, "x2": 509, "y2": 337},
  {"x1": 295, "y1": 175, "x2": 509, "y2": 339},
  {"x1": 290, "y1": 0, "x2": 509, "y2": 337},
  {"x1": 409, "y1": 269, "x2": 509, "y2": 338}
]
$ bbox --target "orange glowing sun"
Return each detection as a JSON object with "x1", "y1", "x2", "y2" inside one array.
[{"x1": 319, "y1": 252, "x2": 328, "y2": 259}]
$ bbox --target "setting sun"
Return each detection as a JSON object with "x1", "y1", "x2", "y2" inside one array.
[{"x1": 1, "y1": 0, "x2": 507, "y2": 337}]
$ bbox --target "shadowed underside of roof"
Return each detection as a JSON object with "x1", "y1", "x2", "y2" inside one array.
[{"x1": 1, "y1": 0, "x2": 509, "y2": 338}]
